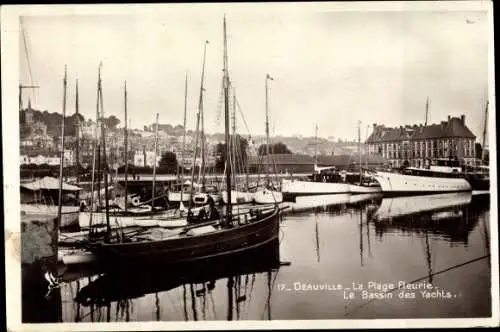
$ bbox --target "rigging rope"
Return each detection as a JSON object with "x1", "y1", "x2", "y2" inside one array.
[{"x1": 21, "y1": 23, "x2": 37, "y2": 103}]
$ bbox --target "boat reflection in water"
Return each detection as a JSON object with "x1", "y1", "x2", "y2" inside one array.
[
  {"x1": 368, "y1": 192, "x2": 489, "y2": 245},
  {"x1": 68, "y1": 238, "x2": 281, "y2": 321},
  {"x1": 283, "y1": 193, "x2": 382, "y2": 214}
]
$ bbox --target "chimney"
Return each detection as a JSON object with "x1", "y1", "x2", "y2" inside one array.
[
  {"x1": 461, "y1": 114, "x2": 465, "y2": 125},
  {"x1": 447, "y1": 115, "x2": 451, "y2": 121},
  {"x1": 373, "y1": 123, "x2": 377, "y2": 130}
]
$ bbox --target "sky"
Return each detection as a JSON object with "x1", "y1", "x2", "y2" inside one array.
[{"x1": 17, "y1": 2, "x2": 492, "y2": 141}]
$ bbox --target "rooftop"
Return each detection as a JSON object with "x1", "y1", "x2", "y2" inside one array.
[{"x1": 366, "y1": 115, "x2": 475, "y2": 143}]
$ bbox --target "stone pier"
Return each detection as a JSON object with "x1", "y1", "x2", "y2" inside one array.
[{"x1": 21, "y1": 214, "x2": 61, "y2": 323}]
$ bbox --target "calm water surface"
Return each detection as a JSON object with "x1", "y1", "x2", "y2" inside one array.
[{"x1": 57, "y1": 192, "x2": 491, "y2": 321}]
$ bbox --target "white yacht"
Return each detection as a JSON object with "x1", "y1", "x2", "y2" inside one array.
[{"x1": 371, "y1": 158, "x2": 471, "y2": 196}]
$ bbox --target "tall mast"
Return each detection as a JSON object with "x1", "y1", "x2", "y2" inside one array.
[
  {"x1": 98, "y1": 65, "x2": 111, "y2": 241},
  {"x1": 188, "y1": 41, "x2": 208, "y2": 212},
  {"x1": 88, "y1": 64, "x2": 102, "y2": 238},
  {"x1": 265, "y1": 74, "x2": 273, "y2": 182},
  {"x1": 152, "y1": 113, "x2": 159, "y2": 210},
  {"x1": 424, "y1": 96, "x2": 430, "y2": 126},
  {"x1": 57, "y1": 65, "x2": 67, "y2": 229},
  {"x1": 96, "y1": 70, "x2": 102, "y2": 208},
  {"x1": 75, "y1": 79, "x2": 80, "y2": 183},
  {"x1": 482, "y1": 100, "x2": 489, "y2": 161},
  {"x1": 179, "y1": 72, "x2": 188, "y2": 203},
  {"x1": 223, "y1": 15, "x2": 232, "y2": 226},
  {"x1": 199, "y1": 40, "x2": 209, "y2": 191},
  {"x1": 358, "y1": 120, "x2": 362, "y2": 184},
  {"x1": 123, "y1": 81, "x2": 129, "y2": 212}
]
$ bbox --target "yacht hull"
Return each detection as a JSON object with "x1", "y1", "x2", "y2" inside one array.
[
  {"x1": 281, "y1": 179, "x2": 351, "y2": 201},
  {"x1": 372, "y1": 171, "x2": 471, "y2": 196},
  {"x1": 86, "y1": 208, "x2": 280, "y2": 267},
  {"x1": 348, "y1": 184, "x2": 382, "y2": 194}
]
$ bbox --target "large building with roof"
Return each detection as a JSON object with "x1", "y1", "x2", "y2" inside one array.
[{"x1": 365, "y1": 115, "x2": 476, "y2": 168}]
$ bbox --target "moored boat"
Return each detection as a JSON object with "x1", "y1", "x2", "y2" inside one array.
[
  {"x1": 281, "y1": 178, "x2": 351, "y2": 202},
  {"x1": 221, "y1": 190, "x2": 254, "y2": 204},
  {"x1": 372, "y1": 170, "x2": 471, "y2": 196},
  {"x1": 464, "y1": 163, "x2": 490, "y2": 191},
  {"x1": 370, "y1": 158, "x2": 472, "y2": 196},
  {"x1": 84, "y1": 17, "x2": 283, "y2": 269},
  {"x1": 348, "y1": 183, "x2": 382, "y2": 194},
  {"x1": 253, "y1": 188, "x2": 283, "y2": 204}
]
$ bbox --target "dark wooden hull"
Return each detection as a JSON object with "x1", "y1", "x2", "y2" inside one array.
[
  {"x1": 87, "y1": 208, "x2": 281, "y2": 267},
  {"x1": 76, "y1": 238, "x2": 281, "y2": 306}
]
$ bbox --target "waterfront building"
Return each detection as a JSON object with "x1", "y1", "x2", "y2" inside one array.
[
  {"x1": 366, "y1": 115, "x2": 476, "y2": 168},
  {"x1": 133, "y1": 150, "x2": 161, "y2": 167},
  {"x1": 20, "y1": 149, "x2": 74, "y2": 166}
]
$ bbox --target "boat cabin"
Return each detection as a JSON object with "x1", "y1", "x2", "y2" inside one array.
[{"x1": 403, "y1": 158, "x2": 465, "y2": 178}]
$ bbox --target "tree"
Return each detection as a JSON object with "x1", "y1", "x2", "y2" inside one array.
[
  {"x1": 159, "y1": 151, "x2": 178, "y2": 172},
  {"x1": 214, "y1": 135, "x2": 249, "y2": 173},
  {"x1": 103, "y1": 115, "x2": 120, "y2": 130},
  {"x1": 258, "y1": 142, "x2": 292, "y2": 155}
]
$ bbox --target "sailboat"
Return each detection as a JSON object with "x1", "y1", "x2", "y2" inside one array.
[
  {"x1": 253, "y1": 74, "x2": 283, "y2": 204},
  {"x1": 84, "y1": 17, "x2": 281, "y2": 268},
  {"x1": 78, "y1": 81, "x2": 181, "y2": 229}
]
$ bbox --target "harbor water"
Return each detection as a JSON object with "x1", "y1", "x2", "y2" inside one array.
[{"x1": 31, "y1": 192, "x2": 491, "y2": 321}]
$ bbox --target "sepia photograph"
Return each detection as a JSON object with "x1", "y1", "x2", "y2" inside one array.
[{"x1": 2, "y1": 1, "x2": 498, "y2": 330}]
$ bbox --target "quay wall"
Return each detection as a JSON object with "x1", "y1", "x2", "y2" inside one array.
[{"x1": 21, "y1": 214, "x2": 61, "y2": 323}]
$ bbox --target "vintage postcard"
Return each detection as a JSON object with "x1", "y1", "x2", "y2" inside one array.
[{"x1": 2, "y1": 1, "x2": 498, "y2": 330}]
